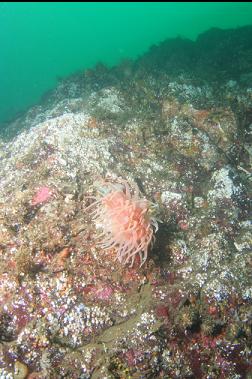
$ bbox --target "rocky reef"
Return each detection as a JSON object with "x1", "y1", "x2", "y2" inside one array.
[{"x1": 0, "y1": 26, "x2": 251, "y2": 378}]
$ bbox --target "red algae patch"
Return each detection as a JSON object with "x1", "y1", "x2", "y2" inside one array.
[{"x1": 31, "y1": 186, "x2": 53, "y2": 206}]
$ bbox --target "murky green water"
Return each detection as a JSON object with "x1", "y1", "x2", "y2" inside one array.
[{"x1": 1, "y1": 2, "x2": 252, "y2": 125}]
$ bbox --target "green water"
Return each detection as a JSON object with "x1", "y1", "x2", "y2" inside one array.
[{"x1": 1, "y1": 2, "x2": 252, "y2": 125}]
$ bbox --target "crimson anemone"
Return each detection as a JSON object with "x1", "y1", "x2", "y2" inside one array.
[{"x1": 86, "y1": 179, "x2": 158, "y2": 267}]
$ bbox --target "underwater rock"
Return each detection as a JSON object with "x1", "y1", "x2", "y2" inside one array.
[{"x1": 0, "y1": 25, "x2": 251, "y2": 379}]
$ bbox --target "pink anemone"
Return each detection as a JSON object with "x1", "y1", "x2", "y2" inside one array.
[{"x1": 86, "y1": 179, "x2": 158, "y2": 267}]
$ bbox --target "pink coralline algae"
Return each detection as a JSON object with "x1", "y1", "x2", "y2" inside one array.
[
  {"x1": 94, "y1": 285, "x2": 114, "y2": 300},
  {"x1": 31, "y1": 186, "x2": 53, "y2": 206},
  {"x1": 86, "y1": 178, "x2": 158, "y2": 267}
]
